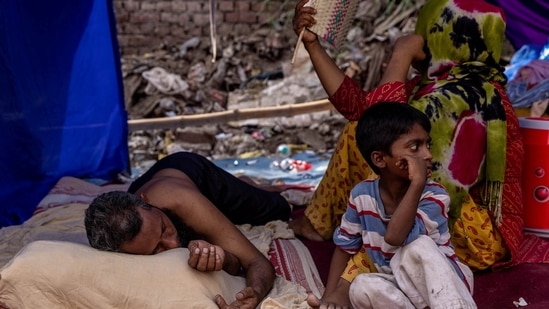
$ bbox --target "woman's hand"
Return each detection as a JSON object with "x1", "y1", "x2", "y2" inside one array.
[
  {"x1": 380, "y1": 34, "x2": 427, "y2": 85},
  {"x1": 293, "y1": 0, "x2": 319, "y2": 47}
]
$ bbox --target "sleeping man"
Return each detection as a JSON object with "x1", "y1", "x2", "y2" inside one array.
[{"x1": 84, "y1": 151, "x2": 293, "y2": 309}]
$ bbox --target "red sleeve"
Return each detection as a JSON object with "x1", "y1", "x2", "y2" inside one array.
[{"x1": 328, "y1": 76, "x2": 410, "y2": 121}]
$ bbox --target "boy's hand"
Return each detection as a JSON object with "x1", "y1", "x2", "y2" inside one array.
[
  {"x1": 187, "y1": 239, "x2": 225, "y2": 272},
  {"x1": 396, "y1": 154, "x2": 431, "y2": 183},
  {"x1": 293, "y1": 0, "x2": 318, "y2": 46}
]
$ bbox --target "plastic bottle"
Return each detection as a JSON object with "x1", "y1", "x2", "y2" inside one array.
[{"x1": 276, "y1": 143, "x2": 308, "y2": 156}]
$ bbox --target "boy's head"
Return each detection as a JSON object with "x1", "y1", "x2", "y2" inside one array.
[{"x1": 356, "y1": 102, "x2": 431, "y2": 174}]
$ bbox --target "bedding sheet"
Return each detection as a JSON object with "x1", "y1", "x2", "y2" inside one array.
[{"x1": 0, "y1": 176, "x2": 323, "y2": 309}]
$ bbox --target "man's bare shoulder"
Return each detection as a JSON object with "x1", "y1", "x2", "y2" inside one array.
[
  {"x1": 133, "y1": 168, "x2": 200, "y2": 209},
  {"x1": 138, "y1": 168, "x2": 196, "y2": 191}
]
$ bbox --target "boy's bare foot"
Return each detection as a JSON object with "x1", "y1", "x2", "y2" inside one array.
[
  {"x1": 288, "y1": 216, "x2": 325, "y2": 241},
  {"x1": 305, "y1": 280, "x2": 352, "y2": 308}
]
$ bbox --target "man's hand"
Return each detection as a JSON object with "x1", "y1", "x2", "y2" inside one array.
[
  {"x1": 214, "y1": 287, "x2": 260, "y2": 309},
  {"x1": 187, "y1": 239, "x2": 225, "y2": 272}
]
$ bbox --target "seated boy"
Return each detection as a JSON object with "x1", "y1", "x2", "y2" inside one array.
[{"x1": 311, "y1": 102, "x2": 476, "y2": 308}]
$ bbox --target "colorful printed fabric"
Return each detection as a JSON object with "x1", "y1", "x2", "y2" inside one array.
[
  {"x1": 333, "y1": 179, "x2": 465, "y2": 281},
  {"x1": 306, "y1": 0, "x2": 549, "y2": 269},
  {"x1": 412, "y1": 0, "x2": 508, "y2": 227}
]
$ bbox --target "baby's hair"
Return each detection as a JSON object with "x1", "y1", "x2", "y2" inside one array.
[{"x1": 356, "y1": 102, "x2": 431, "y2": 174}]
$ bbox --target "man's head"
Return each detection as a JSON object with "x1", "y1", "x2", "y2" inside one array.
[
  {"x1": 85, "y1": 191, "x2": 195, "y2": 254},
  {"x1": 356, "y1": 102, "x2": 431, "y2": 174}
]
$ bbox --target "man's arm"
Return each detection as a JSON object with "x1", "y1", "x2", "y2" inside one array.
[{"x1": 142, "y1": 177, "x2": 273, "y2": 309}]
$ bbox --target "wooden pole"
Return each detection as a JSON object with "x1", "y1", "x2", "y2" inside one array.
[{"x1": 127, "y1": 99, "x2": 335, "y2": 131}]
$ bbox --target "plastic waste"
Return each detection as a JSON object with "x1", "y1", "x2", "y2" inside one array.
[
  {"x1": 276, "y1": 144, "x2": 308, "y2": 156},
  {"x1": 278, "y1": 158, "x2": 312, "y2": 172}
]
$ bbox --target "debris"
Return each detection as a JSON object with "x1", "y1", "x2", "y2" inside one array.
[
  {"x1": 513, "y1": 297, "x2": 528, "y2": 307},
  {"x1": 123, "y1": 0, "x2": 515, "y2": 172}
]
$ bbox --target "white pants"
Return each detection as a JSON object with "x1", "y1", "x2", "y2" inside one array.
[{"x1": 349, "y1": 235, "x2": 476, "y2": 309}]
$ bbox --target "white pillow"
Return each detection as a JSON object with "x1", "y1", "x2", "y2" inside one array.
[{"x1": 0, "y1": 240, "x2": 246, "y2": 309}]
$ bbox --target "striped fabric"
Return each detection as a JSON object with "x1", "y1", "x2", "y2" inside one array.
[{"x1": 334, "y1": 178, "x2": 463, "y2": 278}]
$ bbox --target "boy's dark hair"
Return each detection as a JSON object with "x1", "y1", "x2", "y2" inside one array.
[
  {"x1": 85, "y1": 191, "x2": 149, "y2": 252},
  {"x1": 356, "y1": 102, "x2": 431, "y2": 174}
]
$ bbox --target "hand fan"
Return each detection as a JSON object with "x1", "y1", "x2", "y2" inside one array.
[{"x1": 292, "y1": 0, "x2": 360, "y2": 63}]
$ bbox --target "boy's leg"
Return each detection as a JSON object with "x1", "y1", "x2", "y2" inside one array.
[
  {"x1": 349, "y1": 273, "x2": 415, "y2": 309},
  {"x1": 391, "y1": 235, "x2": 476, "y2": 309}
]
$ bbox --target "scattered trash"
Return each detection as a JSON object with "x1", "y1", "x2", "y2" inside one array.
[
  {"x1": 275, "y1": 158, "x2": 312, "y2": 173},
  {"x1": 513, "y1": 297, "x2": 528, "y2": 307},
  {"x1": 124, "y1": 0, "x2": 515, "y2": 170},
  {"x1": 276, "y1": 144, "x2": 309, "y2": 157},
  {"x1": 141, "y1": 67, "x2": 188, "y2": 95}
]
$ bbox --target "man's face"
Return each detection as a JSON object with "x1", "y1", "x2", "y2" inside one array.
[{"x1": 119, "y1": 206, "x2": 180, "y2": 255}]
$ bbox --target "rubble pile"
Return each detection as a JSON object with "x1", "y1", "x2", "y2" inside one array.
[{"x1": 124, "y1": 0, "x2": 428, "y2": 170}]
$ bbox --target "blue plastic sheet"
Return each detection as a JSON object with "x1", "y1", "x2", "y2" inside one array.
[
  {"x1": 0, "y1": 0, "x2": 128, "y2": 227},
  {"x1": 214, "y1": 152, "x2": 332, "y2": 187}
]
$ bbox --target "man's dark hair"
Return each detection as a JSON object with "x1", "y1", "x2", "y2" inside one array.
[
  {"x1": 85, "y1": 191, "x2": 197, "y2": 252},
  {"x1": 85, "y1": 191, "x2": 149, "y2": 252},
  {"x1": 356, "y1": 102, "x2": 431, "y2": 174}
]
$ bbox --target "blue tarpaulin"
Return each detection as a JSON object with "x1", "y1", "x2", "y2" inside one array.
[{"x1": 0, "y1": 0, "x2": 128, "y2": 227}]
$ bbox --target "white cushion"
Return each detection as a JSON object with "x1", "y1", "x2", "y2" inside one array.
[{"x1": 0, "y1": 240, "x2": 245, "y2": 309}]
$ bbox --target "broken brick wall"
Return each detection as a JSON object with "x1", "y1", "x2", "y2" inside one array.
[{"x1": 113, "y1": 0, "x2": 292, "y2": 55}]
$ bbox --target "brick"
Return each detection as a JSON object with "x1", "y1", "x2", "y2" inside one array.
[
  {"x1": 239, "y1": 11, "x2": 258, "y2": 24},
  {"x1": 122, "y1": 47, "x2": 139, "y2": 56},
  {"x1": 236, "y1": 1, "x2": 251, "y2": 11},
  {"x1": 218, "y1": 1, "x2": 234, "y2": 12},
  {"x1": 141, "y1": 2, "x2": 156, "y2": 11},
  {"x1": 130, "y1": 11, "x2": 159, "y2": 23},
  {"x1": 140, "y1": 22, "x2": 156, "y2": 33},
  {"x1": 124, "y1": 24, "x2": 142, "y2": 34},
  {"x1": 115, "y1": 12, "x2": 130, "y2": 23},
  {"x1": 113, "y1": 0, "x2": 123, "y2": 10},
  {"x1": 170, "y1": 25, "x2": 187, "y2": 37},
  {"x1": 258, "y1": 12, "x2": 276, "y2": 24},
  {"x1": 113, "y1": 0, "x2": 291, "y2": 56},
  {"x1": 116, "y1": 34, "x2": 130, "y2": 46},
  {"x1": 128, "y1": 35, "x2": 154, "y2": 46},
  {"x1": 186, "y1": 1, "x2": 204, "y2": 13},
  {"x1": 156, "y1": 26, "x2": 171, "y2": 36},
  {"x1": 224, "y1": 12, "x2": 240, "y2": 23},
  {"x1": 122, "y1": 0, "x2": 140, "y2": 11},
  {"x1": 192, "y1": 13, "x2": 210, "y2": 26},
  {"x1": 234, "y1": 23, "x2": 251, "y2": 35},
  {"x1": 217, "y1": 23, "x2": 234, "y2": 36},
  {"x1": 160, "y1": 12, "x2": 181, "y2": 23},
  {"x1": 188, "y1": 26, "x2": 203, "y2": 36},
  {"x1": 156, "y1": 1, "x2": 172, "y2": 11}
]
